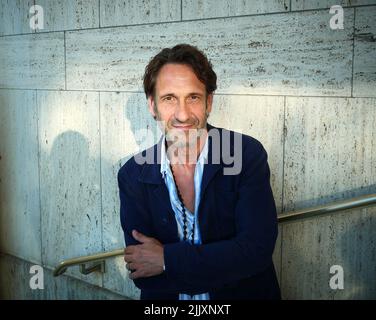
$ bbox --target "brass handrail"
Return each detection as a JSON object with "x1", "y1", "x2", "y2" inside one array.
[
  {"x1": 53, "y1": 249, "x2": 124, "y2": 277},
  {"x1": 53, "y1": 192, "x2": 376, "y2": 277},
  {"x1": 278, "y1": 193, "x2": 376, "y2": 223}
]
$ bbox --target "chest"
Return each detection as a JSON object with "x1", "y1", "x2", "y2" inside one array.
[{"x1": 172, "y1": 169, "x2": 195, "y2": 213}]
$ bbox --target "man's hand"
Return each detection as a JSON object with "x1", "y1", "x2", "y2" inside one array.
[{"x1": 124, "y1": 230, "x2": 164, "y2": 280}]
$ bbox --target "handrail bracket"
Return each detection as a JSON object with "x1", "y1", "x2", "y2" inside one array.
[{"x1": 79, "y1": 260, "x2": 105, "y2": 275}]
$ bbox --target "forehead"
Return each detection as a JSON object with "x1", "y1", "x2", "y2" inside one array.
[{"x1": 155, "y1": 63, "x2": 205, "y2": 94}]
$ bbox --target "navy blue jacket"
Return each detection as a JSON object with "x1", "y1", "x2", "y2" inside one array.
[{"x1": 118, "y1": 124, "x2": 281, "y2": 300}]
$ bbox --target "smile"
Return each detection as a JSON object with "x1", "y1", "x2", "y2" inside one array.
[{"x1": 172, "y1": 125, "x2": 195, "y2": 130}]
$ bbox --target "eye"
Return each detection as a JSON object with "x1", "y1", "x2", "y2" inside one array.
[
  {"x1": 163, "y1": 96, "x2": 174, "y2": 102},
  {"x1": 189, "y1": 95, "x2": 200, "y2": 102}
]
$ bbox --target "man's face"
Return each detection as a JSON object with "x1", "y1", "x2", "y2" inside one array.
[{"x1": 147, "y1": 63, "x2": 213, "y2": 148}]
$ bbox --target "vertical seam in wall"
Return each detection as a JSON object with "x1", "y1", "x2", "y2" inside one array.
[
  {"x1": 181, "y1": 0, "x2": 183, "y2": 21},
  {"x1": 98, "y1": 91, "x2": 104, "y2": 288},
  {"x1": 280, "y1": 96, "x2": 287, "y2": 295},
  {"x1": 351, "y1": 8, "x2": 356, "y2": 98},
  {"x1": 64, "y1": 31, "x2": 67, "y2": 90},
  {"x1": 36, "y1": 89, "x2": 43, "y2": 265},
  {"x1": 33, "y1": 0, "x2": 36, "y2": 34},
  {"x1": 282, "y1": 97, "x2": 286, "y2": 212},
  {"x1": 98, "y1": 0, "x2": 101, "y2": 28},
  {"x1": 289, "y1": 0, "x2": 292, "y2": 12}
]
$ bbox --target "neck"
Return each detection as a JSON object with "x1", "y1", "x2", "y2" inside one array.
[{"x1": 166, "y1": 128, "x2": 208, "y2": 169}]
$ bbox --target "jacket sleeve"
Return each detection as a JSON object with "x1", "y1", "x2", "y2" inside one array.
[
  {"x1": 118, "y1": 164, "x2": 214, "y2": 295},
  {"x1": 163, "y1": 139, "x2": 279, "y2": 289}
]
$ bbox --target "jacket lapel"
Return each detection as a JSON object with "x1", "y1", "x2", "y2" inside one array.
[
  {"x1": 200, "y1": 124, "x2": 223, "y2": 201},
  {"x1": 137, "y1": 138, "x2": 177, "y2": 218}
]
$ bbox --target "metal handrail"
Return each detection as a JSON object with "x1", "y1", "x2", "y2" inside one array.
[
  {"x1": 278, "y1": 193, "x2": 376, "y2": 223},
  {"x1": 53, "y1": 192, "x2": 376, "y2": 277},
  {"x1": 53, "y1": 249, "x2": 124, "y2": 277}
]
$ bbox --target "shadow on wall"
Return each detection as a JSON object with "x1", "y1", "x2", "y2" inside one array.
[
  {"x1": 40, "y1": 130, "x2": 102, "y2": 285},
  {"x1": 39, "y1": 92, "x2": 160, "y2": 299},
  {"x1": 117, "y1": 92, "x2": 161, "y2": 169}
]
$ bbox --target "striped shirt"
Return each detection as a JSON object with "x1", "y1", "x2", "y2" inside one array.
[{"x1": 160, "y1": 135, "x2": 210, "y2": 301}]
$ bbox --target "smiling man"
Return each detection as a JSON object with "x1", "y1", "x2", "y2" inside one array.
[{"x1": 118, "y1": 44, "x2": 281, "y2": 300}]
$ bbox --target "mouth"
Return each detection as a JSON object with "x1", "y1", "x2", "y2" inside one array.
[{"x1": 172, "y1": 125, "x2": 195, "y2": 130}]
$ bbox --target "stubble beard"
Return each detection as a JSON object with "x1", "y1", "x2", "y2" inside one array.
[{"x1": 154, "y1": 104, "x2": 209, "y2": 165}]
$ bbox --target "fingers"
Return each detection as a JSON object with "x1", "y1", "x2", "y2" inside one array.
[
  {"x1": 126, "y1": 262, "x2": 138, "y2": 271},
  {"x1": 123, "y1": 233, "x2": 164, "y2": 280},
  {"x1": 124, "y1": 249, "x2": 133, "y2": 269},
  {"x1": 129, "y1": 269, "x2": 144, "y2": 280},
  {"x1": 125, "y1": 260, "x2": 164, "y2": 280},
  {"x1": 125, "y1": 260, "x2": 149, "y2": 277},
  {"x1": 128, "y1": 265, "x2": 163, "y2": 280},
  {"x1": 132, "y1": 229, "x2": 151, "y2": 243},
  {"x1": 126, "y1": 262, "x2": 144, "y2": 280},
  {"x1": 124, "y1": 245, "x2": 135, "y2": 255}
]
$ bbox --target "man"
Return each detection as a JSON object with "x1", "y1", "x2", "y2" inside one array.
[{"x1": 118, "y1": 44, "x2": 281, "y2": 300}]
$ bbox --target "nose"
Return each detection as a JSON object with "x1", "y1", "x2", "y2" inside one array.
[{"x1": 174, "y1": 100, "x2": 190, "y2": 123}]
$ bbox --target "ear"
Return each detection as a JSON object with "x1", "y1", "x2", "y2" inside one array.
[
  {"x1": 206, "y1": 93, "x2": 213, "y2": 114},
  {"x1": 147, "y1": 96, "x2": 156, "y2": 118}
]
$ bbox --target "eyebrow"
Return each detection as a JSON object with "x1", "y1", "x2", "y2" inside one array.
[
  {"x1": 187, "y1": 92, "x2": 204, "y2": 97},
  {"x1": 159, "y1": 93, "x2": 177, "y2": 99},
  {"x1": 159, "y1": 92, "x2": 204, "y2": 99}
]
